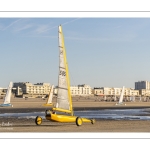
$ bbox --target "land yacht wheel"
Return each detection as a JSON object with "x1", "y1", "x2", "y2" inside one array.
[
  {"x1": 91, "y1": 119, "x2": 95, "y2": 124},
  {"x1": 35, "y1": 116, "x2": 42, "y2": 125},
  {"x1": 45, "y1": 110, "x2": 51, "y2": 116},
  {"x1": 76, "y1": 117, "x2": 82, "y2": 126}
]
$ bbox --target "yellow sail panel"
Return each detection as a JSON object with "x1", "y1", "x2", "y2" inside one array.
[{"x1": 55, "y1": 25, "x2": 73, "y2": 115}]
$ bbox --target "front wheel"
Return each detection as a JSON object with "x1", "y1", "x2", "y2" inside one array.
[
  {"x1": 76, "y1": 117, "x2": 82, "y2": 126},
  {"x1": 35, "y1": 116, "x2": 42, "y2": 125}
]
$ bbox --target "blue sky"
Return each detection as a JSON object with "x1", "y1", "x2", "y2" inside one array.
[{"x1": 0, "y1": 18, "x2": 150, "y2": 88}]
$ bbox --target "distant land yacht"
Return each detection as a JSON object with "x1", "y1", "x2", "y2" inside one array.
[
  {"x1": 115, "y1": 86, "x2": 126, "y2": 106},
  {"x1": 0, "y1": 82, "x2": 13, "y2": 107}
]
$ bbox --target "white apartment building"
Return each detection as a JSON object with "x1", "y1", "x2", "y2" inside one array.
[
  {"x1": 135, "y1": 81, "x2": 150, "y2": 90},
  {"x1": 0, "y1": 87, "x2": 7, "y2": 96},
  {"x1": 139, "y1": 89, "x2": 150, "y2": 96},
  {"x1": 54, "y1": 84, "x2": 92, "y2": 96},
  {"x1": 71, "y1": 84, "x2": 92, "y2": 95},
  {"x1": 93, "y1": 87, "x2": 139, "y2": 96},
  {"x1": 13, "y1": 82, "x2": 51, "y2": 97}
]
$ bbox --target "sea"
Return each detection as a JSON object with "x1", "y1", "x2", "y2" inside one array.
[{"x1": 0, "y1": 108, "x2": 150, "y2": 120}]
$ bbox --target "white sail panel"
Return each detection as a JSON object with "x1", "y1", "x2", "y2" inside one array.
[
  {"x1": 56, "y1": 26, "x2": 70, "y2": 110},
  {"x1": 47, "y1": 85, "x2": 54, "y2": 104},
  {"x1": 4, "y1": 82, "x2": 13, "y2": 104},
  {"x1": 119, "y1": 86, "x2": 125, "y2": 103}
]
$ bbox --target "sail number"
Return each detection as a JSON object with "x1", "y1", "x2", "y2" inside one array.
[{"x1": 59, "y1": 70, "x2": 66, "y2": 76}]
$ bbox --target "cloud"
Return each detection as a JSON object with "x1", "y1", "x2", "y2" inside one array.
[
  {"x1": 38, "y1": 18, "x2": 82, "y2": 33},
  {"x1": 14, "y1": 24, "x2": 33, "y2": 32},
  {"x1": 2, "y1": 19, "x2": 22, "y2": 31},
  {"x1": 0, "y1": 23, "x2": 4, "y2": 30},
  {"x1": 34, "y1": 24, "x2": 53, "y2": 34},
  {"x1": 61, "y1": 18, "x2": 81, "y2": 26},
  {"x1": 65, "y1": 36, "x2": 109, "y2": 41}
]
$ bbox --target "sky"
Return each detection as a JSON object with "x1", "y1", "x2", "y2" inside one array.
[{"x1": 0, "y1": 18, "x2": 150, "y2": 88}]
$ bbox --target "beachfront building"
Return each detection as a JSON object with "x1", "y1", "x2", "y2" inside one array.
[
  {"x1": 0, "y1": 87, "x2": 7, "y2": 96},
  {"x1": 71, "y1": 84, "x2": 92, "y2": 95},
  {"x1": 54, "y1": 84, "x2": 92, "y2": 96},
  {"x1": 0, "y1": 88, "x2": 3, "y2": 95},
  {"x1": 135, "y1": 81, "x2": 150, "y2": 90},
  {"x1": 93, "y1": 87, "x2": 139, "y2": 96},
  {"x1": 13, "y1": 82, "x2": 51, "y2": 98},
  {"x1": 139, "y1": 89, "x2": 150, "y2": 96}
]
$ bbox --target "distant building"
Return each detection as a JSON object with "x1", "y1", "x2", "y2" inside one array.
[
  {"x1": 54, "y1": 84, "x2": 92, "y2": 96},
  {"x1": 13, "y1": 82, "x2": 51, "y2": 98},
  {"x1": 71, "y1": 84, "x2": 92, "y2": 95},
  {"x1": 0, "y1": 87, "x2": 7, "y2": 96},
  {"x1": 93, "y1": 87, "x2": 139, "y2": 96},
  {"x1": 135, "y1": 81, "x2": 150, "y2": 90},
  {"x1": 139, "y1": 89, "x2": 150, "y2": 96}
]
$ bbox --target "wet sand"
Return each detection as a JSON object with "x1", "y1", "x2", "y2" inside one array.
[
  {"x1": 1, "y1": 118, "x2": 150, "y2": 132},
  {"x1": 0, "y1": 97, "x2": 150, "y2": 132}
]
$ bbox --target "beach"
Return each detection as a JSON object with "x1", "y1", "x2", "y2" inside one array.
[{"x1": 1, "y1": 97, "x2": 150, "y2": 132}]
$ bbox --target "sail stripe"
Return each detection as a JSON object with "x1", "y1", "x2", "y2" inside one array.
[
  {"x1": 59, "y1": 66, "x2": 65, "y2": 69},
  {"x1": 58, "y1": 87, "x2": 68, "y2": 90}
]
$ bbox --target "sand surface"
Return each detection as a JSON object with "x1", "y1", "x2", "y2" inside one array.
[{"x1": 0, "y1": 97, "x2": 150, "y2": 132}]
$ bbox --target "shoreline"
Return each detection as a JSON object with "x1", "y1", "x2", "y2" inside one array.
[
  {"x1": 1, "y1": 106, "x2": 150, "y2": 113},
  {"x1": 1, "y1": 97, "x2": 150, "y2": 113}
]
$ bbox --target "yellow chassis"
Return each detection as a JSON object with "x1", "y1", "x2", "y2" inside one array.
[{"x1": 46, "y1": 113, "x2": 92, "y2": 123}]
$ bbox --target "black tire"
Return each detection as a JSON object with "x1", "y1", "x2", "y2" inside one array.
[
  {"x1": 45, "y1": 110, "x2": 51, "y2": 116},
  {"x1": 35, "y1": 116, "x2": 42, "y2": 125},
  {"x1": 76, "y1": 117, "x2": 82, "y2": 126}
]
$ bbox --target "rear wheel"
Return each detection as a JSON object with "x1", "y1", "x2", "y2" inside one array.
[
  {"x1": 45, "y1": 110, "x2": 51, "y2": 116},
  {"x1": 76, "y1": 117, "x2": 82, "y2": 126},
  {"x1": 35, "y1": 116, "x2": 42, "y2": 125}
]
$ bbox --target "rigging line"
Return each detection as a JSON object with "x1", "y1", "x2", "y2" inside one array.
[{"x1": 67, "y1": 64, "x2": 76, "y2": 87}]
